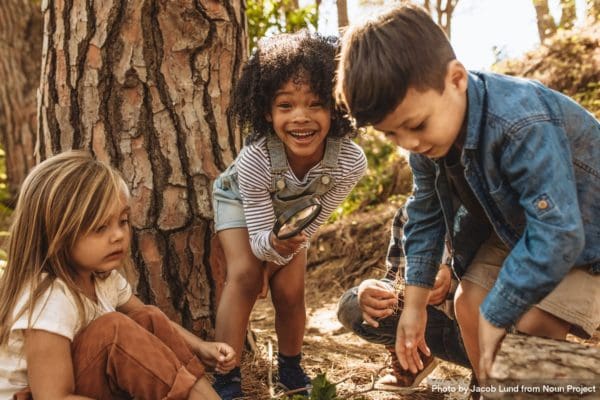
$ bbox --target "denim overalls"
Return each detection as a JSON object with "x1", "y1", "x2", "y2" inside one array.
[{"x1": 212, "y1": 134, "x2": 342, "y2": 233}]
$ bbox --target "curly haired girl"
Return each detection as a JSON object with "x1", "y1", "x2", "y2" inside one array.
[{"x1": 212, "y1": 30, "x2": 367, "y2": 399}]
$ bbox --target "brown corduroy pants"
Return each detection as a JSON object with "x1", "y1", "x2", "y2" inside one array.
[{"x1": 13, "y1": 305, "x2": 205, "y2": 400}]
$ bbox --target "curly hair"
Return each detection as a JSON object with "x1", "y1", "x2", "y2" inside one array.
[{"x1": 232, "y1": 30, "x2": 355, "y2": 143}]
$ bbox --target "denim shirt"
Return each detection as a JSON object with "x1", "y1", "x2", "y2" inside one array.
[{"x1": 403, "y1": 71, "x2": 600, "y2": 328}]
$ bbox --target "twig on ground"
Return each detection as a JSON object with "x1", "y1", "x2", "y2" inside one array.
[
  {"x1": 268, "y1": 340, "x2": 275, "y2": 398},
  {"x1": 337, "y1": 364, "x2": 388, "y2": 400}
]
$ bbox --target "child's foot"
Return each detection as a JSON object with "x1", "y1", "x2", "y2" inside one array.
[
  {"x1": 375, "y1": 346, "x2": 439, "y2": 390},
  {"x1": 277, "y1": 353, "x2": 311, "y2": 396},
  {"x1": 213, "y1": 367, "x2": 243, "y2": 400}
]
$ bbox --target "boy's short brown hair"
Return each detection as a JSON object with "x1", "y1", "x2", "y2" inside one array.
[{"x1": 336, "y1": 4, "x2": 456, "y2": 127}]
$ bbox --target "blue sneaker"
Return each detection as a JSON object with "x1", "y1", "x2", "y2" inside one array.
[
  {"x1": 213, "y1": 368, "x2": 243, "y2": 400},
  {"x1": 277, "y1": 353, "x2": 311, "y2": 396}
]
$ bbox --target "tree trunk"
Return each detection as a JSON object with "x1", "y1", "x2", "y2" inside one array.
[
  {"x1": 488, "y1": 333, "x2": 600, "y2": 399},
  {"x1": 587, "y1": 0, "x2": 600, "y2": 23},
  {"x1": 533, "y1": 0, "x2": 557, "y2": 42},
  {"x1": 337, "y1": 0, "x2": 349, "y2": 31},
  {"x1": 431, "y1": 0, "x2": 458, "y2": 39},
  {"x1": 0, "y1": 0, "x2": 42, "y2": 202},
  {"x1": 559, "y1": 0, "x2": 576, "y2": 30},
  {"x1": 38, "y1": 0, "x2": 246, "y2": 336}
]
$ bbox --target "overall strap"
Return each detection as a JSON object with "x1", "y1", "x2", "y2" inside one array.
[
  {"x1": 321, "y1": 137, "x2": 342, "y2": 170},
  {"x1": 267, "y1": 134, "x2": 288, "y2": 192}
]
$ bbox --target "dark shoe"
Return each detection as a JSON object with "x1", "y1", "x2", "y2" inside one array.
[
  {"x1": 277, "y1": 353, "x2": 311, "y2": 396},
  {"x1": 375, "y1": 346, "x2": 439, "y2": 389},
  {"x1": 213, "y1": 368, "x2": 244, "y2": 400}
]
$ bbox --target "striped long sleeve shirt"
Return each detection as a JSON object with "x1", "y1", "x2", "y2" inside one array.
[{"x1": 236, "y1": 136, "x2": 367, "y2": 265}]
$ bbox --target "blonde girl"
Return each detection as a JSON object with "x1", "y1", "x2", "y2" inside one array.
[{"x1": 0, "y1": 151, "x2": 235, "y2": 400}]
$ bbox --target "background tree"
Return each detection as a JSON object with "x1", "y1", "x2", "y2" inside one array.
[
  {"x1": 37, "y1": 0, "x2": 246, "y2": 336},
  {"x1": 587, "y1": 0, "x2": 600, "y2": 23},
  {"x1": 246, "y1": 0, "x2": 318, "y2": 51},
  {"x1": 533, "y1": 0, "x2": 557, "y2": 41},
  {"x1": 421, "y1": 0, "x2": 459, "y2": 39},
  {"x1": 559, "y1": 0, "x2": 577, "y2": 30},
  {"x1": 533, "y1": 0, "x2": 582, "y2": 42},
  {"x1": 337, "y1": 0, "x2": 349, "y2": 31},
  {"x1": 0, "y1": 0, "x2": 42, "y2": 203},
  {"x1": 360, "y1": 0, "x2": 459, "y2": 38}
]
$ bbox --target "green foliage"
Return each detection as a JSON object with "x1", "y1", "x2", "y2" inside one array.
[
  {"x1": 573, "y1": 81, "x2": 600, "y2": 117},
  {"x1": 329, "y1": 129, "x2": 412, "y2": 222},
  {"x1": 246, "y1": 0, "x2": 318, "y2": 52},
  {"x1": 278, "y1": 373, "x2": 338, "y2": 400}
]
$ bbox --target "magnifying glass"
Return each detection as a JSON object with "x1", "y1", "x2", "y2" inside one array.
[{"x1": 273, "y1": 197, "x2": 322, "y2": 240}]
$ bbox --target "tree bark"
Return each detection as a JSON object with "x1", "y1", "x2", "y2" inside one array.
[
  {"x1": 533, "y1": 0, "x2": 557, "y2": 42},
  {"x1": 337, "y1": 0, "x2": 349, "y2": 31},
  {"x1": 488, "y1": 333, "x2": 600, "y2": 399},
  {"x1": 0, "y1": 0, "x2": 42, "y2": 201},
  {"x1": 38, "y1": 0, "x2": 246, "y2": 336}
]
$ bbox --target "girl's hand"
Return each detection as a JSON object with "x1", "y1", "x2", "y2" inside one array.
[
  {"x1": 269, "y1": 231, "x2": 307, "y2": 258},
  {"x1": 357, "y1": 279, "x2": 397, "y2": 327},
  {"x1": 428, "y1": 264, "x2": 452, "y2": 305},
  {"x1": 395, "y1": 304, "x2": 430, "y2": 374},
  {"x1": 478, "y1": 313, "x2": 506, "y2": 381},
  {"x1": 196, "y1": 341, "x2": 237, "y2": 374}
]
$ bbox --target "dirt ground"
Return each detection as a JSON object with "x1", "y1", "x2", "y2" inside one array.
[{"x1": 240, "y1": 257, "x2": 473, "y2": 400}]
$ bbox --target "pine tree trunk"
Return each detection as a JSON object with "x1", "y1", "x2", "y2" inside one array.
[
  {"x1": 38, "y1": 0, "x2": 246, "y2": 336},
  {"x1": 0, "y1": 0, "x2": 42, "y2": 201}
]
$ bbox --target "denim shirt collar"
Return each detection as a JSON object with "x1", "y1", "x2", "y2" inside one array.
[{"x1": 463, "y1": 72, "x2": 486, "y2": 152}]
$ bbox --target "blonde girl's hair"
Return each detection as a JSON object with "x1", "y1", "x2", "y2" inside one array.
[{"x1": 0, "y1": 150, "x2": 130, "y2": 347}]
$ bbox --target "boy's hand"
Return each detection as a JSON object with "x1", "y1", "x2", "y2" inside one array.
[
  {"x1": 195, "y1": 341, "x2": 237, "y2": 374},
  {"x1": 478, "y1": 313, "x2": 506, "y2": 380},
  {"x1": 269, "y1": 231, "x2": 307, "y2": 258},
  {"x1": 357, "y1": 279, "x2": 397, "y2": 327},
  {"x1": 395, "y1": 303, "x2": 431, "y2": 374},
  {"x1": 428, "y1": 264, "x2": 452, "y2": 305}
]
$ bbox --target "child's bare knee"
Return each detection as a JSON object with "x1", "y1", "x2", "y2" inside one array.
[
  {"x1": 225, "y1": 263, "x2": 262, "y2": 297},
  {"x1": 516, "y1": 307, "x2": 570, "y2": 340}
]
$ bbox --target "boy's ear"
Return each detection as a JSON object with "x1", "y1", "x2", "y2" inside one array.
[{"x1": 445, "y1": 60, "x2": 468, "y2": 93}]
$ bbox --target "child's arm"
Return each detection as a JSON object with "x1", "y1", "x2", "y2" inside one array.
[
  {"x1": 395, "y1": 285, "x2": 431, "y2": 374},
  {"x1": 24, "y1": 329, "x2": 94, "y2": 400},
  {"x1": 396, "y1": 154, "x2": 447, "y2": 371},
  {"x1": 236, "y1": 146, "x2": 300, "y2": 265},
  {"x1": 118, "y1": 296, "x2": 236, "y2": 373},
  {"x1": 479, "y1": 122, "x2": 585, "y2": 330}
]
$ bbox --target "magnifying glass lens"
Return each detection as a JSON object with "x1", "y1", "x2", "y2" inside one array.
[
  {"x1": 274, "y1": 200, "x2": 321, "y2": 240},
  {"x1": 278, "y1": 204, "x2": 320, "y2": 237}
]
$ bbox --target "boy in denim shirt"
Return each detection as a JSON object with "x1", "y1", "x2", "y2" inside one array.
[{"x1": 335, "y1": 4, "x2": 600, "y2": 381}]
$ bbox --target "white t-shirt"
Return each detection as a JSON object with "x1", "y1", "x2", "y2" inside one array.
[{"x1": 0, "y1": 270, "x2": 132, "y2": 399}]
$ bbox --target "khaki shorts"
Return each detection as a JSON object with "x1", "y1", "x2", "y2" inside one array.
[{"x1": 462, "y1": 233, "x2": 600, "y2": 338}]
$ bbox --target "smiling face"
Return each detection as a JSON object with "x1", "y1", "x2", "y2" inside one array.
[
  {"x1": 373, "y1": 61, "x2": 468, "y2": 159},
  {"x1": 70, "y1": 189, "x2": 131, "y2": 278},
  {"x1": 266, "y1": 78, "x2": 332, "y2": 170}
]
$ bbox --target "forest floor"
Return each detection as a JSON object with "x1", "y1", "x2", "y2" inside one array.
[
  {"x1": 238, "y1": 205, "x2": 600, "y2": 400},
  {"x1": 238, "y1": 205, "x2": 474, "y2": 400},
  {"x1": 241, "y1": 258, "x2": 473, "y2": 400}
]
